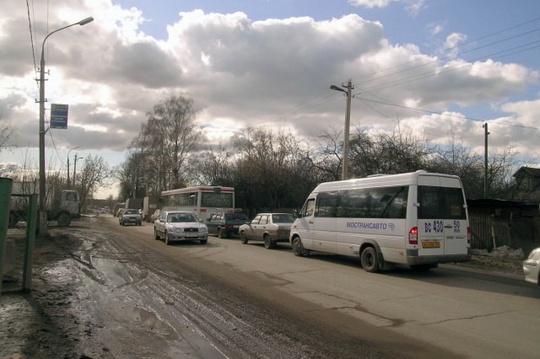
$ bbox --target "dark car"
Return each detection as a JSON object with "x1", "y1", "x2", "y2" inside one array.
[{"x1": 205, "y1": 210, "x2": 249, "y2": 238}]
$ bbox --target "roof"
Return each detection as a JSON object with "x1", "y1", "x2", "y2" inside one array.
[{"x1": 513, "y1": 166, "x2": 540, "y2": 178}]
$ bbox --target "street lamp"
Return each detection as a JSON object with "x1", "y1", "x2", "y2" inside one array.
[
  {"x1": 38, "y1": 16, "x2": 94, "y2": 235},
  {"x1": 66, "y1": 146, "x2": 79, "y2": 188},
  {"x1": 330, "y1": 80, "x2": 353, "y2": 180}
]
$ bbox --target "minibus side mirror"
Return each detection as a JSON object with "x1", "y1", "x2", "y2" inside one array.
[{"x1": 293, "y1": 209, "x2": 302, "y2": 218}]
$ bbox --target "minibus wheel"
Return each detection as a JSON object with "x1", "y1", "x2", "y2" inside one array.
[
  {"x1": 292, "y1": 237, "x2": 310, "y2": 257},
  {"x1": 360, "y1": 247, "x2": 379, "y2": 273}
]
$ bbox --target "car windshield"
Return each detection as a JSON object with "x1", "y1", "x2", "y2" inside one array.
[
  {"x1": 168, "y1": 213, "x2": 197, "y2": 223},
  {"x1": 125, "y1": 209, "x2": 138, "y2": 214},
  {"x1": 272, "y1": 214, "x2": 294, "y2": 223}
]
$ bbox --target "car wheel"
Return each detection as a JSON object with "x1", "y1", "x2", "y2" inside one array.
[
  {"x1": 218, "y1": 228, "x2": 225, "y2": 239},
  {"x1": 292, "y1": 237, "x2": 309, "y2": 257},
  {"x1": 199, "y1": 239, "x2": 208, "y2": 244},
  {"x1": 263, "y1": 234, "x2": 275, "y2": 249},
  {"x1": 57, "y1": 212, "x2": 71, "y2": 227},
  {"x1": 240, "y1": 231, "x2": 248, "y2": 244},
  {"x1": 165, "y1": 232, "x2": 170, "y2": 245},
  {"x1": 154, "y1": 228, "x2": 160, "y2": 240},
  {"x1": 360, "y1": 247, "x2": 379, "y2": 273}
]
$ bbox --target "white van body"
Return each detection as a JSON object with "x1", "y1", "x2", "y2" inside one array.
[{"x1": 289, "y1": 170, "x2": 471, "y2": 272}]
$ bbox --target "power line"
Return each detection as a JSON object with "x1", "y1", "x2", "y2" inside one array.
[
  {"x1": 352, "y1": 95, "x2": 484, "y2": 121},
  {"x1": 353, "y1": 16, "x2": 540, "y2": 89},
  {"x1": 25, "y1": 0, "x2": 37, "y2": 72}
]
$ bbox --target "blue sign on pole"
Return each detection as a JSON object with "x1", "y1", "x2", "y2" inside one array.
[{"x1": 50, "y1": 104, "x2": 69, "y2": 129}]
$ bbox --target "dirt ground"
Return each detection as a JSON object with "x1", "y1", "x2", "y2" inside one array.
[{"x1": 0, "y1": 215, "x2": 526, "y2": 359}]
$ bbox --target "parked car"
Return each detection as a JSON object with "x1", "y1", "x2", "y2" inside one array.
[
  {"x1": 239, "y1": 213, "x2": 294, "y2": 249},
  {"x1": 523, "y1": 247, "x2": 540, "y2": 285},
  {"x1": 119, "y1": 208, "x2": 142, "y2": 226},
  {"x1": 154, "y1": 210, "x2": 208, "y2": 245},
  {"x1": 205, "y1": 210, "x2": 249, "y2": 238}
]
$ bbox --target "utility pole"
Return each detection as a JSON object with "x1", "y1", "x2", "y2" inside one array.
[
  {"x1": 330, "y1": 79, "x2": 354, "y2": 180},
  {"x1": 37, "y1": 16, "x2": 94, "y2": 236},
  {"x1": 73, "y1": 154, "x2": 82, "y2": 188},
  {"x1": 483, "y1": 122, "x2": 490, "y2": 198},
  {"x1": 67, "y1": 156, "x2": 70, "y2": 188}
]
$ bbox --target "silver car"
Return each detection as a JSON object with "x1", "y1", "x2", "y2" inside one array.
[
  {"x1": 239, "y1": 213, "x2": 294, "y2": 249},
  {"x1": 523, "y1": 247, "x2": 540, "y2": 285},
  {"x1": 154, "y1": 210, "x2": 208, "y2": 245},
  {"x1": 119, "y1": 208, "x2": 142, "y2": 226}
]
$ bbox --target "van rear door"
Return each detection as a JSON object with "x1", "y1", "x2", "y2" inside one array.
[{"x1": 417, "y1": 177, "x2": 468, "y2": 257}]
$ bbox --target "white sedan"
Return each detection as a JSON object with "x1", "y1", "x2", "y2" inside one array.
[
  {"x1": 239, "y1": 213, "x2": 294, "y2": 249},
  {"x1": 154, "y1": 210, "x2": 208, "y2": 245},
  {"x1": 523, "y1": 247, "x2": 540, "y2": 285}
]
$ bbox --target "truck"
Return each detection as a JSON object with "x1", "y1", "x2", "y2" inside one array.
[
  {"x1": 142, "y1": 196, "x2": 158, "y2": 222},
  {"x1": 112, "y1": 202, "x2": 125, "y2": 217},
  {"x1": 124, "y1": 197, "x2": 143, "y2": 211},
  {"x1": 9, "y1": 181, "x2": 81, "y2": 228}
]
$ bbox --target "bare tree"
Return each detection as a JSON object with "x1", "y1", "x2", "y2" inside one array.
[
  {"x1": 127, "y1": 95, "x2": 202, "y2": 191},
  {"x1": 147, "y1": 95, "x2": 201, "y2": 189},
  {"x1": 347, "y1": 127, "x2": 432, "y2": 177},
  {"x1": 231, "y1": 127, "x2": 309, "y2": 212},
  {"x1": 305, "y1": 128, "x2": 343, "y2": 182},
  {"x1": 0, "y1": 110, "x2": 15, "y2": 151},
  {"x1": 75, "y1": 155, "x2": 111, "y2": 210},
  {"x1": 186, "y1": 146, "x2": 236, "y2": 186}
]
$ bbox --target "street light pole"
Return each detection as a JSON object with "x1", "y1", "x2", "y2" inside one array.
[
  {"x1": 38, "y1": 16, "x2": 94, "y2": 236},
  {"x1": 330, "y1": 79, "x2": 354, "y2": 180}
]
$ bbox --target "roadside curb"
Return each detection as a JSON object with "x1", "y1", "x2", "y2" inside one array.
[{"x1": 440, "y1": 262, "x2": 524, "y2": 282}]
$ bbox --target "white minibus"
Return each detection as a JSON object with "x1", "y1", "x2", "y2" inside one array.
[{"x1": 289, "y1": 170, "x2": 471, "y2": 272}]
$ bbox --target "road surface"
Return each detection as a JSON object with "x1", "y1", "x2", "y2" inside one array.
[{"x1": 2, "y1": 215, "x2": 539, "y2": 358}]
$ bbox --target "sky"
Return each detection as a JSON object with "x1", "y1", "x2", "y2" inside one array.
[{"x1": 1, "y1": 0, "x2": 540, "y2": 199}]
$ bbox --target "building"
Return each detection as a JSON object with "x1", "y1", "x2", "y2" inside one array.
[{"x1": 512, "y1": 166, "x2": 540, "y2": 201}]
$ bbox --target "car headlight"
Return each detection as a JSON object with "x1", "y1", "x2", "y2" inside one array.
[{"x1": 199, "y1": 226, "x2": 208, "y2": 233}]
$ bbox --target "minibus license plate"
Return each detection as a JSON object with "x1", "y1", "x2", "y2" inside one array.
[{"x1": 422, "y1": 241, "x2": 440, "y2": 248}]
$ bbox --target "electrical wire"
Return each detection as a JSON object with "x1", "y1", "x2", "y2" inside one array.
[
  {"x1": 352, "y1": 16, "x2": 540, "y2": 91},
  {"x1": 26, "y1": 0, "x2": 37, "y2": 73}
]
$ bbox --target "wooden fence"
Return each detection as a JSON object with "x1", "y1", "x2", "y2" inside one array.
[{"x1": 468, "y1": 199, "x2": 539, "y2": 255}]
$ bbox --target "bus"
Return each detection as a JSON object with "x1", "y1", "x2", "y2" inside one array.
[
  {"x1": 159, "y1": 186, "x2": 235, "y2": 221},
  {"x1": 289, "y1": 170, "x2": 471, "y2": 273}
]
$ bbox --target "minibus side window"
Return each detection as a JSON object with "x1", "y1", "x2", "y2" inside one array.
[
  {"x1": 374, "y1": 186, "x2": 408, "y2": 219},
  {"x1": 315, "y1": 191, "x2": 338, "y2": 217},
  {"x1": 338, "y1": 189, "x2": 370, "y2": 218},
  {"x1": 337, "y1": 186, "x2": 407, "y2": 219}
]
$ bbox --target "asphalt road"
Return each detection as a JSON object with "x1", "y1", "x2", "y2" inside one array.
[{"x1": 109, "y1": 215, "x2": 540, "y2": 359}]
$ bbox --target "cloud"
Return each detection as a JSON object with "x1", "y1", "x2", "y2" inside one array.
[
  {"x1": 443, "y1": 32, "x2": 467, "y2": 58},
  {"x1": 0, "y1": 0, "x2": 539, "y2": 177},
  {"x1": 348, "y1": 0, "x2": 426, "y2": 16}
]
